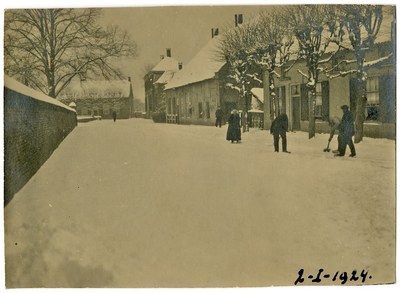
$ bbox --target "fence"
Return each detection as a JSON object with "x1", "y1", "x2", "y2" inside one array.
[{"x1": 166, "y1": 114, "x2": 178, "y2": 124}]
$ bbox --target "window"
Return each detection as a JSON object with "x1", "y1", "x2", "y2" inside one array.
[
  {"x1": 184, "y1": 95, "x2": 188, "y2": 117},
  {"x1": 206, "y1": 102, "x2": 210, "y2": 118},
  {"x1": 180, "y1": 98, "x2": 184, "y2": 118},
  {"x1": 315, "y1": 83, "x2": 322, "y2": 119},
  {"x1": 366, "y1": 77, "x2": 379, "y2": 121},
  {"x1": 299, "y1": 84, "x2": 309, "y2": 121},
  {"x1": 291, "y1": 84, "x2": 300, "y2": 96},
  {"x1": 198, "y1": 102, "x2": 203, "y2": 118},
  {"x1": 276, "y1": 86, "x2": 286, "y2": 115}
]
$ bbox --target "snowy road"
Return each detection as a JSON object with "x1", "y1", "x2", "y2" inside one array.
[{"x1": 4, "y1": 118, "x2": 396, "y2": 288}]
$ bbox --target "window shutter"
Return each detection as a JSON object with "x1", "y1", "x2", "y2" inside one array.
[
  {"x1": 300, "y1": 84, "x2": 308, "y2": 121},
  {"x1": 321, "y1": 81, "x2": 329, "y2": 121}
]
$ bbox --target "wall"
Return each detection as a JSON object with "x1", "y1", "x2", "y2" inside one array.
[
  {"x1": 166, "y1": 79, "x2": 221, "y2": 126},
  {"x1": 4, "y1": 78, "x2": 77, "y2": 205}
]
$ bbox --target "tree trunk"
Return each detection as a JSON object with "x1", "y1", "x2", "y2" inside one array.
[
  {"x1": 354, "y1": 77, "x2": 366, "y2": 143},
  {"x1": 308, "y1": 90, "x2": 315, "y2": 139},
  {"x1": 263, "y1": 71, "x2": 272, "y2": 130}
]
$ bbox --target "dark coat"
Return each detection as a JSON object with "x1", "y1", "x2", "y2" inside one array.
[
  {"x1": 338, "y1": 111, "x2": 355, "y2": 137},
  {"x1": 215, "y1": 108, "x2": 224, "y2": 119},
  {"x1": 270, "y1": 114, "x2": 288, "y2": 135},
  {"x1": 226, "y1": 113, "x2": 241, "y2": 141}
]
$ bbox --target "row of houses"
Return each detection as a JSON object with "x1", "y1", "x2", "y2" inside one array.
[{"x1": 145, "y1": 14, "x2": 395, "y2": 140}]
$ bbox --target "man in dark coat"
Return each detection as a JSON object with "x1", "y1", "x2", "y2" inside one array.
[
  {"x1": 215, "y1": 107, "x2": 224, "y2": 128},
  {"x1": 226, "y1": 109, "x2": 241, "y2": 143},
  {"x1": 112, "y1": 111, "x2": 117, "y2": 122},
  {"x1": 335, "y1": 105, "x2": 356, "y2": 157},
  {"x1": 270, "y1": 113, "x2": 289, "y2": 153}
]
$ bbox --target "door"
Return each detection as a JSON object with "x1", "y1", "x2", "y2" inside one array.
[{"x1": 292, "y1": 96, "x2": 300, "y2": 131}]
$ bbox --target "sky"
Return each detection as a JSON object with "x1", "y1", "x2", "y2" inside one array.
[
  {"x1": 100, "y1": 5, "x2": 266, "y2": 101},
  {"x1": 2, "y1": 1, "x2": 397, "y2": 102}
]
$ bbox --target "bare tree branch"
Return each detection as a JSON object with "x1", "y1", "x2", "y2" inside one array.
[{"x1": 4, "y1": 8, "x2": 139, "y2": 98}]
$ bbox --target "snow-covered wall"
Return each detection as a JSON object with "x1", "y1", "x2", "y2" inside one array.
[{"x1": 4, "y1": 76, "x2": 77, "y2": 205}]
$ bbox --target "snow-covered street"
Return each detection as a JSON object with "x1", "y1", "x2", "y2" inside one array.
[{"x1": 4, "y1": 118, "x2": 396, "y2": 288}]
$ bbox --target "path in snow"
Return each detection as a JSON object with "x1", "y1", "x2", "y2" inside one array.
[{"x1": 4, "y1": 118, "x2": 396, "y2": 288}]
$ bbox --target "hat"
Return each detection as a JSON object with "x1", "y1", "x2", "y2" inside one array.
[{"x1": 340, "y1": 105, "x2": 349, "y2": 110}]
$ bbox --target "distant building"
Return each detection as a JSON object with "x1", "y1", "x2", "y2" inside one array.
[
  {"x1": 59, "y1": 78, "x2": 134, "y2": 119},
  {"x1": 249, "y1": 88, "x2": 264, "y2": 129},
  {"x1": 164, "y1": 36, "x2": 241, "y2": 126},
  {"x1": 143, "y1": 48, "x2": 181, "y2": 119}
]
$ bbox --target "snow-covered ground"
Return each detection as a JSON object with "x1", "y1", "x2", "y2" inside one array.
[{"x1": 3, "y1": 118, "x2": 396, "y2": 288}]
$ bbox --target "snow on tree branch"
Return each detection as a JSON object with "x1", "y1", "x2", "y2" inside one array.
[{"x1": 364, "y1": 52, "x2": 393, "y2": 67}]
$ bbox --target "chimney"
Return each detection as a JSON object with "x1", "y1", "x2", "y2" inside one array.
[
  {"x1": 166, "y1": 48, "x2": 171, "y2": 57},
  {"x1": 235, "y1": 14, "x2": 243, "y2": 26},
  {"x1": 178, "y1": 63, "x2": 183, "y2": 70},
  {"x1": 212, "y1": 28, "x2": 214, "y2": 38},
  {"x1": 160, "y1": 55, "x2": 164, "y2": 60}
]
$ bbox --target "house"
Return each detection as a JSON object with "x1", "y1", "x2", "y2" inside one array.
[
  {"x1": 263, "y1": 19, "x2": 395, "y2": 140},
  {"x1": 59, "y1": 77, "x2": 134, "y2": 119},
  {"x1": 164, "y1": 36, "x2": 241, "y2": 126},
  {"x1": 143, "y1": 48, "x2": 181, "y2": 119}
]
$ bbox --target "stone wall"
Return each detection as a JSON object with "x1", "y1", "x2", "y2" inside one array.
[{"x1": 4, "y1": 78, "x2": 77, "y2": 205}]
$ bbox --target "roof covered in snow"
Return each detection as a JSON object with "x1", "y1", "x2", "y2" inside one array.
[
  {"x1": 154, "y1": 70, "x2": 176, "y2": 84},
  {"x1": 164, "y1": 36, "x2": 226, "y2": 90},
  {"x1": 68, "y1": 80, "x2": 132, "y2": 99},
  {"x1": 4, "y1": 75, "x2": 76, "y2": 112},
  {"x1": 251, "y1": 88, "x2": 264, "y2": 103},
  {"x1": 152, "y1": 57, "x2": 180, "y2": 72}
]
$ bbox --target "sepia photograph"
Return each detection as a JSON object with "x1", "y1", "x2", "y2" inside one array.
[{"x1": 2, "y1": 0, "x2": 397, "y2": 290}]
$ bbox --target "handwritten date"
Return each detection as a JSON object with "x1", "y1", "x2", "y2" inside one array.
[{"x1": 294, "y1": 268, "x2": 372, "y2": 285}]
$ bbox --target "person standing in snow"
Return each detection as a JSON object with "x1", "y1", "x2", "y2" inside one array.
[
  {"x1": 112, "y1": 111, "x2": 117, "y2": 122},
  {"x1": 215, "y1": 107, "x2": 224, "y2": 128},
  {"x1": 226, "y1": 109, "x2": 241, "y2": 143},
  {"x1": 335, "y1": 105, "x2": 356, "y2": 157},
  {"x1": 270, "y1": 113, "x2": 289, "y2": 153},
  {"x1": 328, "y1": 116, "x2": 341, "y2": 153}
]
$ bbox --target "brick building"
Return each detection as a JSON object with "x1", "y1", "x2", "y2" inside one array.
[
  {"x1": 59, "y1": 78, "x2": 134, "y2": 119},
  {"x1": 144, "y1": 48, "x2": 181, "y2": 118}
]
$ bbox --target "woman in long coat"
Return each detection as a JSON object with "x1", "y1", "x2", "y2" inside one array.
[{"x1": 226, "y1": 109, "x2": 241, "y2": 143}]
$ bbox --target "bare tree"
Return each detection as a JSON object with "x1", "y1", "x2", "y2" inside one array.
[
  {"x1": 141, "y1": 62, "x2": 157, "y2": 79},
  {"x1": 324, "y1": 5, "x2": 393, "y2": 143},
  {"x1": 218, "y1": 21, "x2": 263, "y2": 132},
  {"x1": 4, "y1": 8, "x2": 139, "y2": 98},
  {"x1": 250, "y1": 10, "x2": 296, "y2": 122},
  {"x1": 282, "y1": 5, "x2": 343, "y2": 139}
]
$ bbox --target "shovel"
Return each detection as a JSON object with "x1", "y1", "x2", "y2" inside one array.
[{"x1": 323, "y1": 140, "x2": 331, "y2": 152}]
